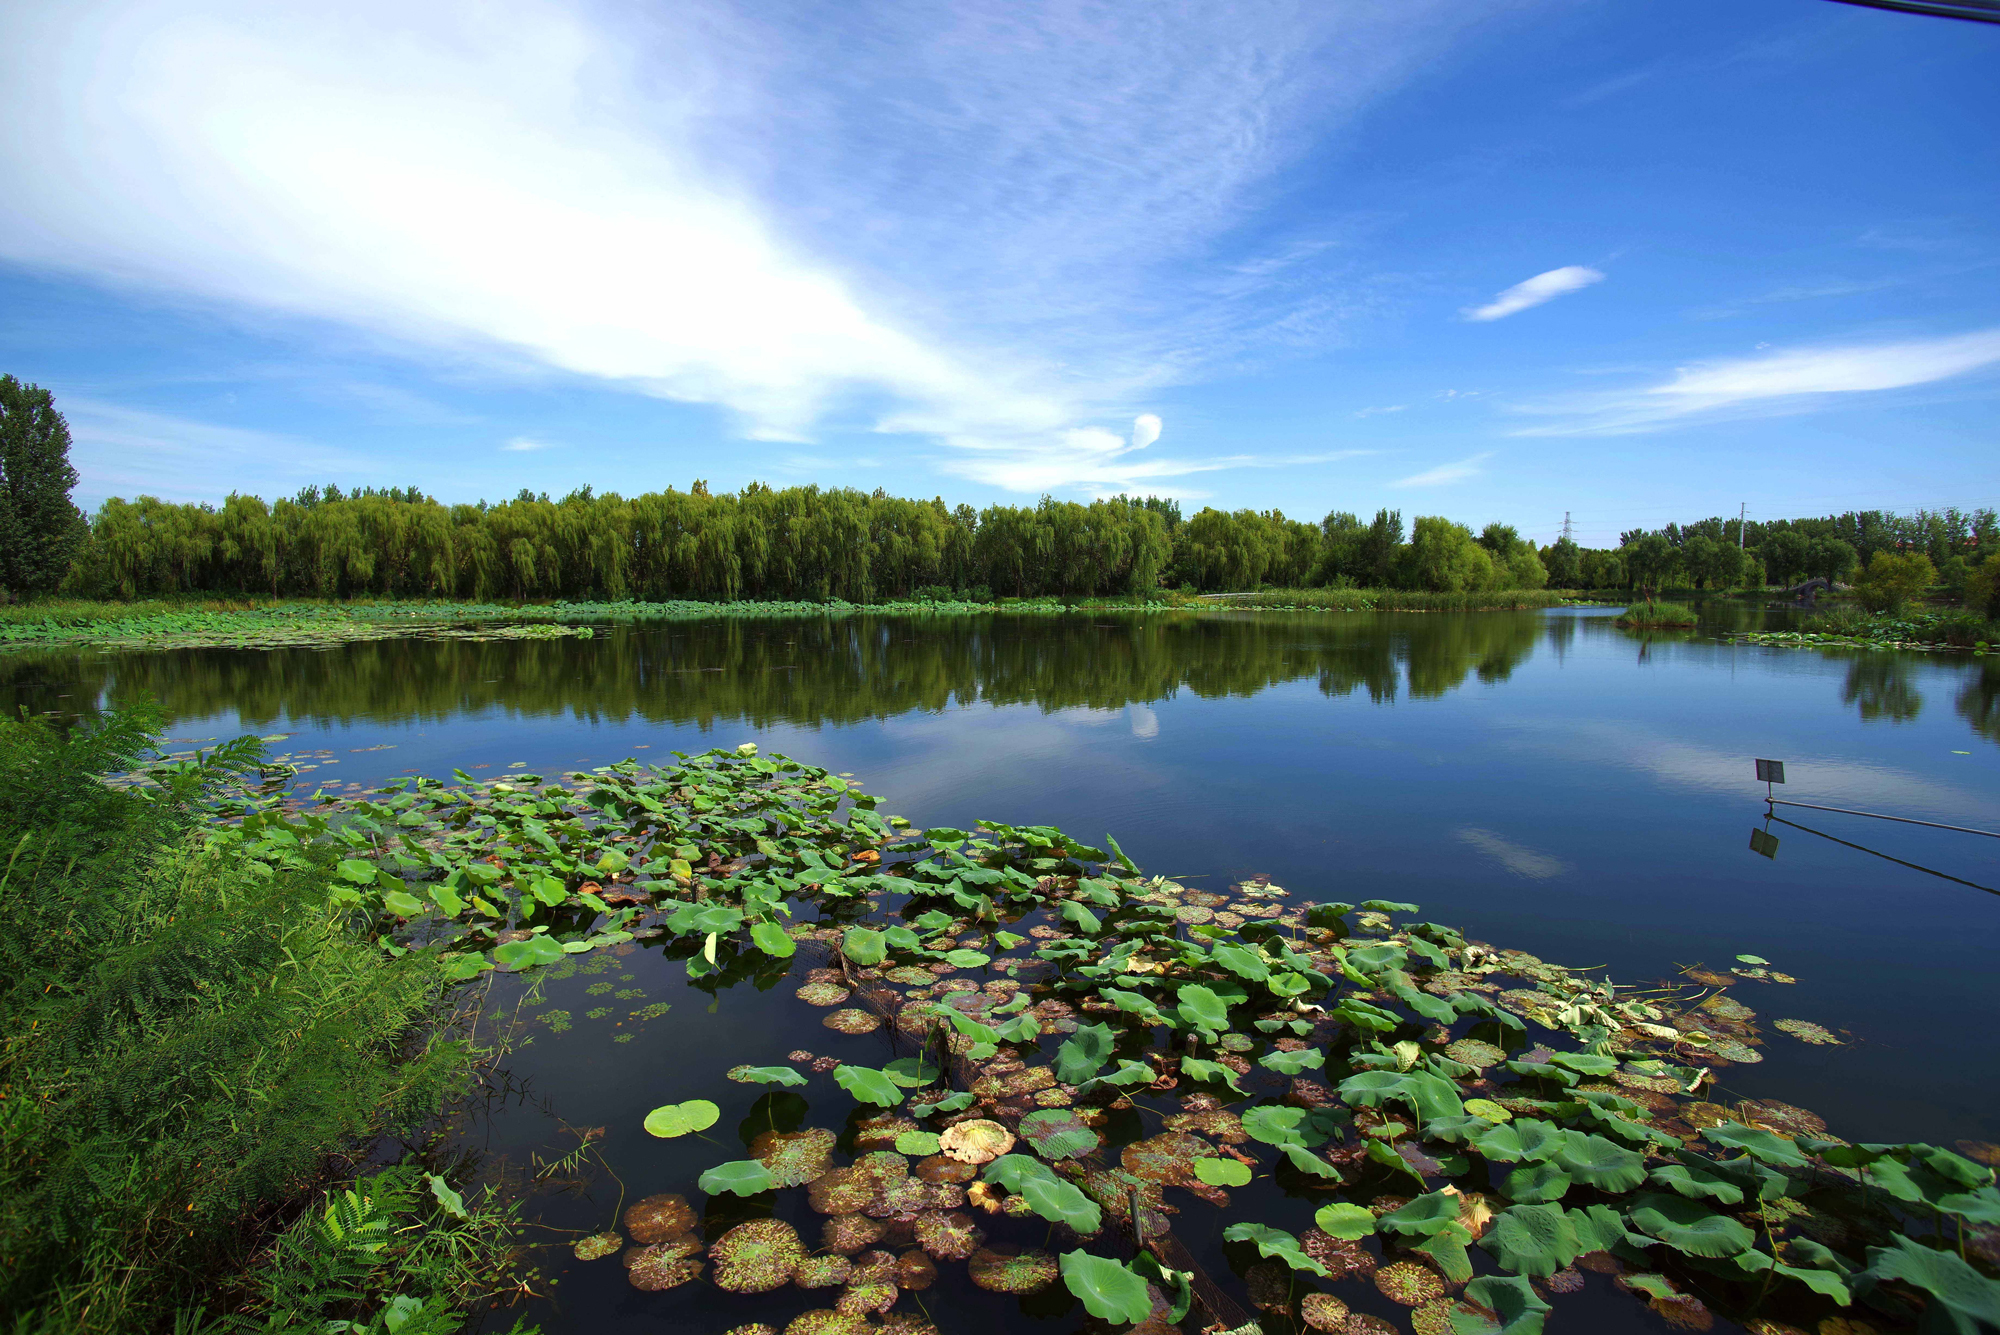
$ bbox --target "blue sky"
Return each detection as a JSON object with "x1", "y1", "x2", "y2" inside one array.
[{"x1": 0, "y1": 0, "x2": 1994, "y2": 547}]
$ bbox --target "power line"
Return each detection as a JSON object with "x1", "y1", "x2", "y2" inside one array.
[{"x1": 1822, "y1": 0, "x2": 2000, "y2": 22}]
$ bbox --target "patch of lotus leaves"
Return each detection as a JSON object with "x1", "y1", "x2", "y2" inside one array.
[
  {"x1": 823, "y1": 1008, "x2": 883, "y2": 1035},
  {"x1": 797, "y1": 981, "x2": 851, "y2": 1006},
  {"x1": 1445, "y1": 1038, "x2": 1508, "y2": 1070},
  {"x1": 854, "y1": 1117, "x2": 917, "y2": 1150},
  {"x1": 1219, "y1": 1032, "x2": 1254, "y2": 1053},
  {"x1": 572, "y1": 1231, "x2": 623, "y2": 1261},
  {"x1": 865, "y1": 1176, "x2": 938, "y2": 1221},
  {"x1": 1707, "y1": 1037, "x2": 1763, "y2": 1064},
  {"x1": 710, "y1": 1219, "x2": 806, "y2": 1294},
  {"x1": 1176, "y1": 905, "x2": 1215, "y2": 923},
  {"x1": 1740, "y1": 1099, "x2": 1826, "y2": 1138},
  {"x1": 1409, "y1": 1298, "x2": 1463, "y2": 1335},
  {"x1": 723, "y1": 1326, "x2": 778, "y2": 1335},
  {"x1": 853, "y1": 1150, "x2": 910, "y2": 1183},
  {"x1": 1700, "y1": 994, "x2": 1755, "y2": 1023},
  {"x1": 622, "y1": 1192, "x2": 696, "y2": 1244},
  {"x1": 915, "y1": 1154, "x2": 978, "y2": 1184},
  {"x1": 912, "y1": 1210, "x2": 983, "y2": 1260},
  {"x1": 893, "y1": 1249, "x2": 937, "y2": 1289},
  {"x1": 1297, "y1": 1293, "x2": 1350, "y2": 1332},
  {"x1": 751, "y1": 1128, "x2": 837, "y2": 1187},
  {"x1": 1682, "y1": 967, "x2": 1735, "y2": 987},
  {"x1": 1375, "y1": 1260, "x2": 1446, "y2": 1307},
  {"x1": 876, "y1": 1316, "x2": 939, "y2": 1335},
  {"x1": 795, "y1": 1254, "x2": 853, "y2": 1289},
  {"x1": 822, "y1": 1213, "x2": 886, "y2": 1254},
  {"x1": 1121, "y1": 1132, "x2": 1208, "y2": 1185},
  {"x1": 809, "y1": 1168, "x2": 880, "y2": 1215},
  {"x1": 1165, "y1": 1108, "x2": 1249, "y2": 1143},
  {"x1": 781, "y1": 1311, "x2": 870, "y2": 1335},
  {"x1": 627, "y1": 1242, "x2": 703, "y2": 1291},
  {"x1": 939, "y1": 1119, "x2": 1015, "y2": 1164},
  {"x1": 1246, "y1": 1261, "x2": 1292, "y2": 1311},
  {"x1": 885, "y1": 966, "x2": 934, "y2": 984},
  {"x1": 1613, "y1": 1068, "x2": 1684, "y2": 1095},
  {"x1": 967, "y1": 1245, "x2": 1060, "y2": 1294},
  {"x1": 1773, "y1": 1019, "x2": 1842, "y2": 1045},
  {"x1": 835, "y1": 1282, "x2": 898, "y2": 1316},
  {"x1": 1017, "y1": 1108, "x2": 1100, "y2": 1160},
  {"x1": 1300, "y1": 1230, "x2": 1378, "y2": 1279}
]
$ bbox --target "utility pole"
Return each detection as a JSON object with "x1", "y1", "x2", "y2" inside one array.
[{"x1": 1562, "y1": 511, "x2": 1573, "y2": 543}]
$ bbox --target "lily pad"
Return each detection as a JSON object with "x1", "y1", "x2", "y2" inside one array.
[
  {"x1": 797, "y1": 981, "x2": 852, "y2": 1006},
  {"x1": 968, "y1": 1245, "x2": 1059, "y2": 1294},
  {"x1": 824, "y1": 1008, "x2": 884, "y2": 1035},
  {"x1": 1121, "y1": 1132, "x2": 1208, "y2": 1185},
  {"x1": 1774, "y1": 1018, "x2": 1843, "y2": 1045},
  {"x1": 622, "y1": 1192, "x2": 695, "y2": 1243},
  {"x1": 644, "y1": 1099, "x2": 721, "y2": 1138},
  {"x1": 1194, "y1": 1156, "x2": 1253, "y2": 1187},
  {"x1": 711, "y1": 1219, "x2": 806, "y2": 1293},
  {"x1": 572, "y1": 1230, "x2": 623, "y2": 1261},
  {"x1": 1375, "y1": 1260, "x2": 1446, "y2": 1306},
  {"x1": 1018, "y1": 1108, "x2": 1100, "y2": 1160},
  {"x1": 751, "y1": 1128, "x2": 838, "y2": 1187},
  {"x1": 912, "y1": 1209, "x2": 983, "y2": 1260},
  {"x1": 1445, "y1": 1038, "x2": 1509, "y2": 1070},
  {"x1": 1299, "y1": 1293, "x2": 1350, "y2": 1332},
  {"x1": 940, "y1": 1119, "x2": 1016, "y2": 1165}
]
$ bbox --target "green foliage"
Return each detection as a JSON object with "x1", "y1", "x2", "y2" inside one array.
[
  {"x1": 1855, "y1": 549, "x2": 1940, "y2": 613},
  {"x1": 1615, "y1": 600, "x2": 1698, "y2": 627},
  {"x1": 1058, "y1": 1251, "x2": 1153, "y2": 1323},
  {"x1": 0, "y1": 706, "x2": 471, "y2": 1332},
  {"x1": 0, "y1": 375, "x2": 86, "y2": 597}
]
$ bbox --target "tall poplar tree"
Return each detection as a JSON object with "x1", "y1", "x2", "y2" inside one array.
[{"x1": 0, "y1": 377, "x2": 85, "y2": 597}]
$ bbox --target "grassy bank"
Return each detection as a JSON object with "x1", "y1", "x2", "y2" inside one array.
[
  {"x1": 1201, "y1": 587, "x2": 1567, "y2": 611},
  {"x1": 1737, "y1": 605, "x2": 1999, "y2": 654},
  {"x1": 0, "y1": 705, "x2": 526, "y2": 1333}
]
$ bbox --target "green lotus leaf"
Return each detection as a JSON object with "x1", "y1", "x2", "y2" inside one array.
[
  {"x1": 895, "y1": 1131, "x2": 942, "y2": 1156},
  {"x1": 1180, "y1": 1057, "x2": 1245, "y2": 1094},
  {"x1": 1258, "y1": 1047, "x2": 1325, "y2": 1076},
  {"x1": 1059, "y1": 901, "x2": 1102, "y2": 935},
  {"x1": 1128, "y1": 1250, "x2": 1193, "y2": 1324},
  {"x1": 337, "y1": 859, "x2": 377, "y2": 884},
  {"x1": 728, "y1": 1065, "x2": 807, "y2": 1087},
  {"x1": 1338, "y1": 1070, "x2": 1412, "y2": 1109},
  {"x1": 1021, "y1": 1175, "x2": 1103, "y2": 1233},
  {"x1": 1732, "y1": 1248, "x2": 1853, "y2": 1305},
  {"x1": 1501, "y1": 1160, "x2": 1572, "y2": 1204},
  {"x1": 1242, "y1": 1105, "x2": 1309, "y2": 1147},
  {"x1": 1059, "y1": 1251, "x2": 1152, "y2": 1324},
  {"x1": 1313, "y1": 1202, "x2": 1377, "y2": 1240},
  {"x1": 1425, "y1": 1115, "x2": 1497, "y2": 1144},
  {"x1": 1647, "y1": 1162, "x2": 1745, "y2": 1205},
  {"x1": 1018, "y1": 1108, "x2": 1100, "y2": 1160},
  {"x1": 832, "y1": 1065, "x2": 905, "y2": 1108},
  {"x1": 440, "y1": 953, "x2": 492, "y2": 982},
  {"x1": 882, "y1": 1057, "x2": 942, "y2": 1088},
  {"x1": 1054, "y1": 1022, "x2": 1115, "y2": 1085},
  {"x1": 1505, "y1": 1059, "x2": 1579, "y2": 1087},
  {"x1": 1209, "y1": 944, "x2": 1270, "y2": 982},
  {"x1": 1472, "y1": 1118, "x2": 1566, "y2": 1164},
  {"x1": 1547, "y1": 1052, "x2": 1618, "y2": 1077},
  {"x1": 1221, "y1": 1222, "x2": 1330, "y2": 1277},
  {"x1": 493, "y1": 935, "x2": 567, "y2": 969},
  {"x1": 1480, "y1": 1204, "x2": 1579, "y2": 1279},
  {"x1": 1081, "y1": 1059, "x2": 1155, "y2": 1090},
  {"x1": 841, "y1": 926, "x2": 886, "y2": 965},
  {"x1": 1938, "y1": 1185, "x2": 2000, "y2": 1224},
  {"x1": 1910, "y1": 1144, "x2": 1996, "y2": 1191},
  {"x1": 1454, "y1": 1274, "x2": 1553, "y2": 1335},
  {"x1": 1565, "y1": 1202, "x2": 1635, "y2": 1256},
  {"x1": 945, "y1": 948, "x2": 991, "y2": 968},
  {"x1": 1864, "y1": 1235, "x2": 2000, "y2": 1331},
  {"x1": 1701, "y1": 1123, "x2": 1809, "y2": 1168},
  {"x1": 1281, "y1": 1144, "x2": 1341, "y2": 1178},
  {"x1": 1625, "y1": 1193, "x2": 1756, "y2": 1258},
  {"x1": 1175, "y1": 984, "x2": 1230, "y2": 1034},
  {"x1": 749, "y1": 919, "x2": 796, "y2": 958},
  {"x1": 1193, "y1": 1156, "x2": 1252, "y2": 1187},
  {"x1": 380, "y1": 889, "x2": 426, "y2": 918},
  {"x1": 643, "y1": 1099, "x2": 720, "y2": 1138},
  {"x1": 1555, "y1": 1133, "x2": 1647, "y2": 1192},
  {"x1": 1333, "y1": 997, "x2": 1402, "y2": 1033},
  {"x1": 1379, "y1": 1190, "x2": 1466, "y2": 1237},
  {"x1": 983, "y1": 1153, "x2": 1058, "y2": 1191},
  {"x1": 1101, "y1": 987, "x2": 1169, "y2": 1026},
  {"x1": 698, "y1": 1159, "x2": 776, "y2": 1196},
  {"x1": 911, "y1": 1090, "x2": 977, "y2": 1117},
  {"x1": 1413, "y1": 1228, "x2": 1475, "y2": 1284}
]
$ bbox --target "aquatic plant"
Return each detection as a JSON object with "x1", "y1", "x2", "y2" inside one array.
[{"x1": 1616, "y1": 600, "x2": 1700, "y2": 628}]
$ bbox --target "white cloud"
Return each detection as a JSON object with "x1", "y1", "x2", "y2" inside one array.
[
  {"x1": 1456, "y1": 827, "x2": 1564, "y2": 879},
  {"x1": 1394, "y1": 452, "x2": 1491, "y2": 487},
  {"x1": 1352, "y1": 404, "x2": 1407, "y2": 418},
  {"x1": 1462, "y1": 265, "x2": 1605, "y2": 322},
  {"x1": 61, "y1": 399, "x2": 369, "y2": 506},
  {"x1": 1511, "y1": 327, "x2": 2000, "y2": 436},
  {"x1": 0, "y1": 0, "x2": 1521, "y2": 494},
  {"x1": 502, "y1": 436, "x2": 552, "y2": 452}
]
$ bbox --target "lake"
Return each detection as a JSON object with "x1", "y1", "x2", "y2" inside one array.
[{"x1": 5, "y1": 606, "x2": 1996, "y2": 1334}]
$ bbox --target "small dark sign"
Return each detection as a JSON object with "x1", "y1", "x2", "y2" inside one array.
[
  {"x1": 1755, "y1": 759, "x2": 1786, "y2": 784},
  {"x1": 1749, "y1": 828, "x2": 1780, "y2": 859}
]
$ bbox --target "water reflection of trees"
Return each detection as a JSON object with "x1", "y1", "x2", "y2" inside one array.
[
  {"x1": 1840, "y1": 655, "x2": 1924, "y2": 724},
  {"x1": 0, "y1": 612, "x2": 1547, "y2": 729},
  {"x1": 1957, "y1": 660, "x2": 2000, "y2": 745}
]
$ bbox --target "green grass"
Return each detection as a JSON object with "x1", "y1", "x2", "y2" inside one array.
[
  {"x1": 1616, "y1": 600, "x2": 1700, "y2": 627},
  {"x1": 0, "y1": 704, "x2": 508, "y2": 1333},
  {"x1": 1204, "y1": 587, "x2": 1567, "y2": 611}
]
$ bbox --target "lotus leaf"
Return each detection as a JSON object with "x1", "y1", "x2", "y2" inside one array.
[
  {"x1": 1500, "y1": 1160, "x2": 1571, "y2": 1204},
  {"x1": 1702, "y1": 1123, "x2": 1809, "y2": 1168},
  {"x1": 1299, "y1": 1294, "x2": 1350, "y2": 1332},
  {"x1": 780, "y1": 1312, "x2": 868, "y2": 1335},
  {"x1": 1455, "y1": 1274, "x2": 1552, "y2": 1335},
  {"x1": 1242, "y1": 1105, "x2": 1310, "y2": 1147},
  {"x1": 939, "y1": 1119, "x2": 1015, "y2": 1164},
  {"x1": 1020, "y1": 1174, "x2": 1102, "y2": 1233},
  {"x1": 982, "y1": 1153, "x2": 1057, "y2": 1192},
  {"x1": 1192, "y1": 1156, "x2": 1252, "y2": 1187},
  {"x1": 1471, "y1": 1119, "x2": 1566, "y2": 1164},
  {"x1": 1059, "y1": 1251, "x2": 1152, "y2": 1324},
  {"x1": 710, "y1": 1218, "x2": 806, "y2": 1294},
  {"x1": 1464, "y1": 1098, "x2": 1513, "y2": 1123},
  {"x1": 1221, "y1": 1222, "x2": 1331, "y2": 1277},
  {"x1": 1283, "y1": 1144, "x2": 1343, "y2": 1179},
  {"x1": 1731, "y1": 1247, "x2": 1853, "y2": 1305},
  {"x1": 700, "y1": 1159, "x2": 777, "y2": 1197},
  {"x1": 910, "y1": 1089, "x2": 975, "y2": 1117},
  {"x1": 1773, "y1": 1018, "x2": 1842, "y2": 1045},
  {"x1": 1379, "y1": 1190, "x2": 1468, "y2": 1237},
  {"x1": 729, "y1": 1065, "x2": 807, "y2": 1086},
  {"x1": 644, "y1": 1099, "x2": 721, "y2": 1139},
  {"x1": 1648, "y1": 1162, "x2": 1746, "y2": 1205},
  {"x1": 833, "y1": 1066, "x2": 905, "y2": 1108},
  {"x1": 912, "y1": 1210, "x2": 982, "y2": 1260},
  {"x1": 1180, "y1": 1056, "x2": 1246, "y2": 1093},
  {"x1": 1554, "y1": 1133, "x2": 1646, "y2": 1192},
  {"x1": 1480, "y1": 1204, "x2": 1579, "y2": 1278},
  {"x1": 795, "y1": 1254, "x2": 854, "y2": 1289},
  {"x1": 1121, "y1": 1132, "x2": 1208, "y2": 1184},
  {"x1": 573, "y1": 1231, "x2": 623, "y2": 1261},
  {"x1": 622, "y1": 1192, "x2": 695, "y2": 1243},
  {"x1": 1377, "y1": 1260, "x2": 1447, "y2": 1306},
  {"x1": 1018, "y1": 1108, "x2": 1100, "y2": 1160},
  {"x1": 823, "y1": 1008, "x2": 883, "y2": 1035},
  {"x1": 1625, "y1": 1193, "x2": 1755, "y2": 1258},
  {"x1": 494, "y1": 935, "x2": 566, "y2": 969},
  {"x1": 1313, "y1": 1202, "x2": 1377, "y2": 1240},
  {"x1": 882, "y1": 1057, "x2": 942, "y2": 1088},
  {"x1": 751, "y1": 1128, "x2": 837, "y2": 1187},
  {"x1": 1864, "y1": 1235, "x2": 2000, "y2": 1330},
  {"x1": 842, "y1": 927, "x2": 886, "y2": 966},
  {"x1": 822, "y1": 1213, "x2": 886, "y2": 1253},
  {"x1": 796, "y1": 981, "x2": 851, "y2": 1006},
  {"x1": 894, "y1": 1131, "x2": 942, "y2": 1156},
  {"x1": 1259, "y1": 1047, "x2": 1326, "y2": 1075},
  {"x1": 627, "y1": 1246, "x2": 703, "y2": 1292}
]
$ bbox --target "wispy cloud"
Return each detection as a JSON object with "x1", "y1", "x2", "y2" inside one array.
[
  {"x1": 1456, "y1": 828, "x2": 1565, "y2": 879},
  {"x1": 1462, "y1": 266, "x2": 1605, "y2": 322},
  {"x1": 501, "y1": 436, "x2": 552, "y2": 452},
  {"x1": 62, "y1": 399, "x2": 368, "y2": 506},
  {"x1": 1394, "y1": 452, "x2": 1491, "y2": 487},
  {"x1": 1352, "y1": 404, "x2": 1407, "y2": 418},
  {"x1": 935, "y1": 413, "x2": 1371, "y2": 494},
  {"x1": 1687, "y1": 277, "x2": 1900, "y2": 321},
  {"x1": 1510, "y1": 327, "x2": 2000, "y2": 436},
  {"x1": 0, "y1": 0, "x2": 1517, "y2": 494}
]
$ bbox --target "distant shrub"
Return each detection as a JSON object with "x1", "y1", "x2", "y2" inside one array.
[{"x1": 1616, "y1": 600, "x2": 1698, "y2": 627}]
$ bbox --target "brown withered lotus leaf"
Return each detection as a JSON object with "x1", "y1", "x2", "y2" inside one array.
[
  {"x1": 913, "y1": 1210, "x2": 983, "y2": 1261},
  {"x1": 809, "y1": 1168, "x2": 878, "y2": 1215},
  {"x1": 877, "y1": 1315, "x2": 940, "y2": 1335},
  {"x1": 1707, "y1": 1038, "x2": 1763, "y2": 1065},
  {"x1": 1613, "y1": 1067, "x2": 1685, "y2": 1095},
  {"x1": 751, "y1": 1128, "x2": 838, "y2": 1187},
  {"x1": 939, "y1": 1119, "x2": 1015, "y2": 1165},
  {"x1": 1176, "y1": 905, "x2": 1215, "y2": 924},
  {"x1": 914, "y1": 1155, "x2": 978, "y2": 1184},
  {"x1": 622, "y1": 1236, "x2": 700, "y2": 1268},
  {"x1": 854, "y1": 1117, "x2": 918, "y2": 1150},
  {"x1": 1774, "y1": 1019, "x2": 1843, "y2": 1046},
  {"x1": 824, "y1": 1008, "x2": 883, "y2": 1035},
  {"x1": 1300, "y1": 1293, "x2": 1350, "y2": 1332},
  {"x1": 1369, "y1": 1195, "x2": 1412, "y2": 1217},
  {"x1": 966, "y1": 1181, "x2": 1004, "y2": 1213},
  {"x1": 1743, "y1": 1099, "x2": 1828, "y2": 1138},
  {"x1": 865, "y1": 1176, "x2": 936, "y2": 1221},
  {"x1": 805, "y1": 967, "x2": 845, "y2": 985},
  {"x1": 811, "y1": 1056, "x2": 842, "y2": 1073},
  {"x1": 1742, "y1": 1323, "x2": 1812, "y2": 1335},
  {"x1": 626, "y1": 1247, "x2": 702, "y2": 1292},
  {"x1": 1346, "y1": 1315, "x2": 1400, "y2": 1335},
  {"x1": 710, "y1": 1219, "x2": 806, "y2": 1294},
  {"x1": 885, "y1": 966, "x2": 934, "y2": 985},
  {"x1": 1699, "y1": 993, "x2": 1755, "y2": 1023},
  {"x1": 723, "y1": 1326, "x2": 778, "y2": 1335},
  {"x1": 794, "y1": 1254, "x2": 853, "y2": 1289},
  {"x1": 1544, "y1": 1267, "x2": 1585, "y2": 1295},
  {"x1": 1031, "y1": 1085, "x2": 1075, "y2": 1108},
  {"x1": 1376, "y1": 1261, "x2": 1445, "y2": 1307},
  {"x1": 895, "y1": 1006, "x2": 937, "y2": 1037},
  {"x1": 1219, "y1": 1032, "x2": 1255, "y2": 1053},
  {"x1": 1680, "y1": 1102, "x2": 1736, "y2": 1130},
  {"x1": 1299, "y1": 1230, "x2": 1377, "y2": 1280},
  {"x1": 836, "y1": 1282, "x2": 898, "y2": 1316},
  {"x1": 1290, "y1": 1079, "x2": 1337, "y2": 1109},
  {"x1": 788, "y1": 1049, "x2": 816, "y2": 1063},
  {"x1": 1444, "y1": 1038, "x2": 1508, "y2": 1070},
  {"x1": 1076, "y1": 1169, "x2": 1171, "y2": 1236},
  {"x1": 1652, "y1": 1293, "x2": 1714, "y2": 1331},
  {"x1": 1246, "y1": 1261, "x2": 1294, "y2": 1311},
  {"x1": 853, "y1": 1150, "x2": 911, "y2": 1182},
  {"x1": 797, "y1": 981, "x2": 851, "y2": 1006},
  {"x1": 780, "y1": 1311, "x2": 869, "y2": 1335},
  {"x1": 821, "y1": 1213, "x2": 886, "y2": 1255},
  {"x1": 1574, "y1": 1251, "x2": 1625, "y2": 1275},
  {"x1": 848, "y1": 1249, "x2": 898, "y2": 1285},
  {"x1": 894, "y1": 1249, "x2": 937, "y2": 1290},
  {"x1": 968, "y1": 1245, "x2": 1060, "y2": 1295},
  {"x1": 1212, "y1": 911, "x2": 1245, "y2": 928},
  {"x1": 1411, "y1": 1300, "x2": 1463, "y2": 1335},
  {"x1": 935, "y1": 978, "x2": 979, "y2": 993},
  {"x1": 572, "y1": 1231, "x2": 622, "y2": 1261},
  {"x1": 1121, "y1": 1132, "x2": 1209, "y2": 1185},
  {"x1": 621, "y1": 1192, "x2": 695, "y2": 1244},
  {"x1": 1955, "y1": 1140, "x2": 2000, "y2": 1167},
  {"x1": 1681, "y1": 967, "x2": 1735, "y2": 987}
]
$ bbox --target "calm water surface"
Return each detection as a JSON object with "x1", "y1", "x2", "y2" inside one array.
[{"x1": 5, "y1": 607, "x2": 1997, "y2": 1334}]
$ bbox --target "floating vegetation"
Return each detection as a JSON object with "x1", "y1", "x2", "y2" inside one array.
[
  {"x1": 823, "y1": 1008, "x2": 883, "y2": 1034},
  {"x1": 1774, "y1": 1019, "x2": 1845, "y2": 1045},
  {"x1": 203, "y1": 746, "x2": 2000, "y2": 1335},
  {"x1": 571, "y1": 1231, "x2": 623, "y2": 1261}
]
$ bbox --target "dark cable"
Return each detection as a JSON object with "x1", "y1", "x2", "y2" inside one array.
[{"x1": 1822, "y1": 0, "x2": 2000, "y2": 23}]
